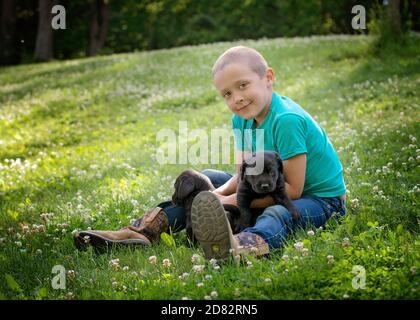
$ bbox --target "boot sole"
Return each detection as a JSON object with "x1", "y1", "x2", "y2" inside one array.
[
  {"x1": 191, "y1": 191, "x2": 235, "y2": 261},
  {"x1": 74, "y1": 231, "x2": 149, "y2": 253}
]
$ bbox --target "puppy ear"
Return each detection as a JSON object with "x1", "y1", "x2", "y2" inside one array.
[
  {"x1": 275, "y1": 152, "x2": 283, "y2": 173},
  {"x1": 240, "y1": 160, "x2": 247, "y2": 181},
  {"x1": 177, "y1": 177, "x2": 195, "y2": 199}
]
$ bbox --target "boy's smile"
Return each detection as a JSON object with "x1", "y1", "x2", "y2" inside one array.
[{"x1": 213, "y1": 63, "x2": 274, "y2": 126}]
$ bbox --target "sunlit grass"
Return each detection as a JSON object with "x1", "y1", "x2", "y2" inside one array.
[{"x1": 0, "y1": 34, "x2": 419, "y2": 299}]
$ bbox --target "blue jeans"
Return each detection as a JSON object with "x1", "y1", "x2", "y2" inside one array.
[{"x1": 157, "y1": 169, "x2": 346, "y2": 249}]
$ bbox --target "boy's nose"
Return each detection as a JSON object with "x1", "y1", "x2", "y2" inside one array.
[{"x1": 235, "y1": 95, "x2": 244, "y2": 104}]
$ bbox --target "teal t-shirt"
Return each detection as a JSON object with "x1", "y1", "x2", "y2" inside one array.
[{"x1": 232, "y1": 92, "x2": 346, "y2": 197}]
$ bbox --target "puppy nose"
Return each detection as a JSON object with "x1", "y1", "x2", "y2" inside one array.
[{"x1": 260, "y1": 183, "x2": 269, "y2": 190}]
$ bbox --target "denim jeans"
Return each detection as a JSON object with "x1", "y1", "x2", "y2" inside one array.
[{"x1": 157, "y1": 169, "x2": 346, "y2": 249}]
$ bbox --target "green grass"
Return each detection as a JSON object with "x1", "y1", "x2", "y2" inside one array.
[{"x1": 0, "y1": 34, "x2": 419, "y2": 300}]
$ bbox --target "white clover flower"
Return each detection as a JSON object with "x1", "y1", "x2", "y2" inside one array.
[
  {"x1": 35, "y1": 249, "x2": 42, "y2": 255},
  {"x1": 192, "y1": 265, "x2": 205, "y2": 273},
  {"x1": 302, "y1": 248, "x2": 309, "y2": 256},
  {"x1": 191, "y1": 254, "x2": 200, "y2": 264},
  {"x1": 181, "y1": 297, "x2": 189, "y2": 300},
  {"x1": 350, "y1": 198, "x2": 359, "y2": 208},
  {"x1": 294, "y1": 241, "x2": 304, "y2": 252},
  {"x1": 326, "y1": 255, "x2": 334, "y2": 264},
  {"x1": 179, "y1": 272, "x2": 189, "y2": 280},
  {"x1": 410, "y1": 266, "x2": 417, "y2": 275},
  {"x1": 342, "y1": 237, "x2": 350, "y2": 247},
  {"x1": 197, "y1": 282, "x2": 204, "y2": 288},
  {"x1": 112, "y1": 281, "x2": 118, "y2": 287},
  {"x1": 67, "y1": 270, "x2": 76, "y2": 280},
  {"x1": 210, "y1": 291, "x2": 218, "y2": 298},
  {"x1": 109, "y1": 258, "x2": 120, "y2": 271},
  {"x1": 264, "y1": 278, "x2": 272, "y2": 284},
  {"x1": 234, "y1": 288, "x2": 241, "y2": 297},
  {"x1": 282, "y1": 254, "x2": 289, "y2": 263},
  {"x1": 205, "y1": 274, "x2": 213, "y2": 280},
  {"x1": 122, "y1": 266, "x2": 130, "y2": 272},
  {"x1": 15, "y1": 241, "x2": 22, "y2": 247},
  {"x1": 209, "y1": 258, "x2": 218, "y2": 266},
  {"x1": 162, "y1": 258, "x2": 171, "y2": 268},
  {"x1": 307, "y1": 230, "x2": 315, "y2": 236},
  {"x1": 204, "y1": 295, "x2": 212, "y2": 300},
  {"x1": 148, "y1": 255, "x2": 157, "y2": 264}
]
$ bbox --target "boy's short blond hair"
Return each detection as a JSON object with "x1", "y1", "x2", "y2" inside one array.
[{"x1": 212, "y1": 46, "x2": 268, "y2": 78}]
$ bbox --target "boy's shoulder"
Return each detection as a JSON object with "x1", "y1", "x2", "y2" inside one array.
[{"x1": 232, "y1": 92, "x2": 306, "y2": 126}]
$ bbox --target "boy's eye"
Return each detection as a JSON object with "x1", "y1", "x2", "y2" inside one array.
[{"x1": 239, "y1": 83, "x2": 248, "y2": 89}]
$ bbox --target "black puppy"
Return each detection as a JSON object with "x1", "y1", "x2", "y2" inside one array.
[{"x1": 236, "y1": 151, "x2": 299, "y2": 230}]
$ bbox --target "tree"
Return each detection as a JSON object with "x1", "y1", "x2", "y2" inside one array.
[
  {"x1": 87, "y1": 0, "x2": 109, "y2": 56},
  {"x1": 34, "y1": 0, "x2": 56, "y2": 61},
  {"x1": 388, "y1": 0, "x2": 402, "y2": 39},
  {"x1": 0, "y1": 0, "x2": 17, "y2": 65}
]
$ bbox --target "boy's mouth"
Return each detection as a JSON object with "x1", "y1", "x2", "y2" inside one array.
[{"x1": 238, "y1": 102, "x2": 252, "y2": 112}]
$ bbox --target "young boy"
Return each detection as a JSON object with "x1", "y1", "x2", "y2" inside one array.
[
  {"x1": 74, "y1": 46, "x2": 346, "y2": 261},
  {"x1": 188, "y1": 46, "x2": 346, "y2": 260}
]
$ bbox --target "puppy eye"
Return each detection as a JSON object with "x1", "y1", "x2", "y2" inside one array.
[{"x1": 270, "y1": 171, "x2": 276, "y2": 176}]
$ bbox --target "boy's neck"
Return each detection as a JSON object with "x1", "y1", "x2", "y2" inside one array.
[{"x1": 254, "y1": 91, "x2": 273, "y2": 127}]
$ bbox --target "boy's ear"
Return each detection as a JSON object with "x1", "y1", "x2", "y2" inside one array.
[
  {"x1": 240, "y1": 160, "x2": 247, "y2": 181},
  {"x1": 266, "y1": 67, "x2": 275, "y2": 87}
]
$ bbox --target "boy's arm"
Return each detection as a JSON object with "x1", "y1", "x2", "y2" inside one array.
[{"x1": 213, "y1": 151, "x2": 247, "y2": 196}]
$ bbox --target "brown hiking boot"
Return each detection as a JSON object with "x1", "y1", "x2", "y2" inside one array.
[
  {"x1": 191, "y1": 191, "x2": 269, "y2": 262},
  {"x1": 74, "y1": 207, "x2": 169, "y2": 252}
]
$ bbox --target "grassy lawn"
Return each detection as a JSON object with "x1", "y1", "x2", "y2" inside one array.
[{"x1": 0, "y1": 34, "x2": 419, "y2": 300}]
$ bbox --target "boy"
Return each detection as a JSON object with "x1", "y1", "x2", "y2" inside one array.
[
  {"x1": 189, "y1": 46, "x2": 346, "y2": 260},
  {"x1": 74, "y1": 46, "x2": 346, "y2": 261}
]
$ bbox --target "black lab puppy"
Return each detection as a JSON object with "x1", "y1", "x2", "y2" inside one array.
[
  {"x1": 236, "y1": 151, "x2": 299, "y2": 230},
  {"x1": 172, "y1": 169, "x2": 215, "y2": 243}
]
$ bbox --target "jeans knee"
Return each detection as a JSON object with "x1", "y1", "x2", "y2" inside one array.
[
  {"x1": 261, "y1": 205, "x2": 293, "y2": 225},
  {"x1": 201, "y1": 169, "x2": 215, "y2": 179},
  {"x1": 201, "y1": 169, "x2": 230, "y2": 188}
]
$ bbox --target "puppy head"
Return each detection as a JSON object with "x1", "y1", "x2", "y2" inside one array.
[
  {"x1": 172, "y1": 169, "x2": 214, "y2": 205},
  {"x1": 240, "y1": 151, "x2": 283, "y2": 194}
]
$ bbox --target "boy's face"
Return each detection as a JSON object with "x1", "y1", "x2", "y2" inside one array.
[{"x1": 213, "y1": 63, "x2": 274, "y2": 123}]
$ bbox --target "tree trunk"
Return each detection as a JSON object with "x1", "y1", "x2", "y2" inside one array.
[
  {"x1": 388, "y1": 0, "x2": 402, "y2": 39},
  {"x1": 0, "y1": 0, "x2": 17, "y2": 65},
  {"x1": 87, "y1": 0, "x2": 109, "y2": 56},
  {"x1": 34, "y1": 0, "x2": 55, "y2": 62}
]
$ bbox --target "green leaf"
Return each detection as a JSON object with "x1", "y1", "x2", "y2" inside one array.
[
  {"x1": 160, "y1": 232, "x2": 175, "y2": 247},
  {"x1": 36, "y1": 287, "x2": 48, "y2": 299},
  {"x1": 7, "y1": 210, "x2": 19, "y2": 220},
  {"x1": 5, "y1": 274, "x2": 22, "y2": 293}
]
